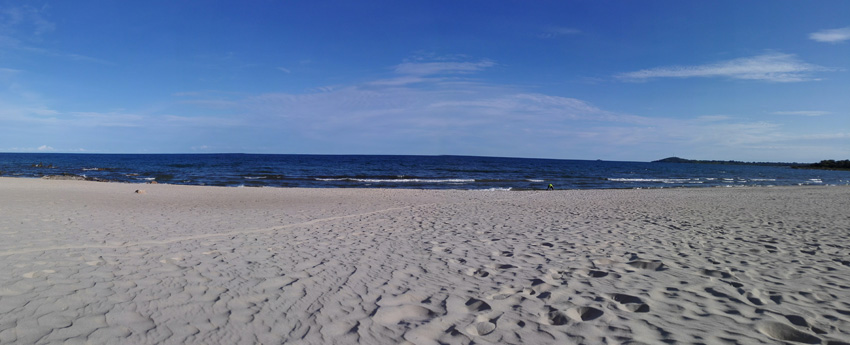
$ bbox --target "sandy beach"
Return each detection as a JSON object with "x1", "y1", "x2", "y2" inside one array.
[{"x1": 1, "y1": 177, "x2": 848, "y2": 344}]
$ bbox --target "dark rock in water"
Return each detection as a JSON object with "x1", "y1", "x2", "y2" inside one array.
[
  {"x1": 41, "y1": 174, "x2": 105, "y2": 182},
  {"x1": 42, "y1": 175, "x2": 87, "y2": 181}
]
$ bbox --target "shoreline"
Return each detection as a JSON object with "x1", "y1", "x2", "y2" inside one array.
[
  {"x1": 1, "y1": 178, "x2": 848, "y2": 344},
  {"x1": 8, "y1": 175, "x2": 847, "y2": 191}
]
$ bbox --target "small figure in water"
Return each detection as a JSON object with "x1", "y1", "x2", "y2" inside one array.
[{"x1": 547, "y1": 183, "x2": 554, "y2": 190}]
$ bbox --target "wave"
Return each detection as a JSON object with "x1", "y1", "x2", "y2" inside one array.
[
  {"x1": 608, "y1": 178, "x2": 697, "y2": 183},
  {"x1": 316, "y1": 178, "x2": 475, "y2": 183}
]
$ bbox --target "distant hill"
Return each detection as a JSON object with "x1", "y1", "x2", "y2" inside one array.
[{"x1": 652, "y1": 157, "x2": 799, "y2": 167}]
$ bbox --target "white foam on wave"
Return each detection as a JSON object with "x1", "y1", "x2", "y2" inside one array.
[
  {"x1": 527, "y1": 179, "x2": 544, "y2": 182},
  {"x1": 316, "y1": 178, "x2": 475, "y2": 183},
  {"x1": 608, "y1": 178, "x2": 695, "y2": 183},
  {"x1": 476, "y1": 187, "x2": 512, "y2": 191}
]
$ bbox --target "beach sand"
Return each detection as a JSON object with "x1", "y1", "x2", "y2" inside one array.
[{"x1": 1, "y1": 177, "x2": 849, "y2": 344}]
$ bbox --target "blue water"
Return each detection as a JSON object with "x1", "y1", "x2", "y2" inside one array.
[{"x1": 1, "y1": 153, "x2": 848, "y2": 190}]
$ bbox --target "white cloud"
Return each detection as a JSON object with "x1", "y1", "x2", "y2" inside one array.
[
  {"x1": 696, "y1": 115, "x2": 732, "y2": 122},
  {"x1": 4, "y1": 52, "x2": 846, "y2": 160},
  {"x1": 618, "y1": 53, "x2": 829, "y2": 82},
  {"x1": 809, "y1": 26, "x2": 850, "y2": 43},
  {"x1": 37, "y1": 144, "x2": 54, "y2": 151},
  {"x1": 161, "y1": 57, "x2": 848, "y2": 160},
  {"x1": 368, "y1": 76, "x2": 435, "y2": 86},
  {"x1": 0, "y1": 5, "x2": 55, "y2": 36},
  {"x1": 0, "y1": 5, "x2": 110, "y2": 65},
  {"x1": 540, "y1": 26, "x2": 581, "y2": 38},
  {"x1": 0, "y1": 67, "x2": 22, "y2": 74},
  {"x1": 394, "y1": 60, "x2": 495, "y2": 75},
  {"x1": 277, "y1": 67, "x2": 291, "y2": 73},
  {"x1": 771, "y1": 110, "x2": 831, "y2": 117}
]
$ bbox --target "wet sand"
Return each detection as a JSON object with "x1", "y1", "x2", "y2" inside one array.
[{"x1": 1, "y1": 177, "x2": 849, "y2": 344}]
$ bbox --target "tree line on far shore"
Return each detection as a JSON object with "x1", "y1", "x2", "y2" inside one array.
[
  {"x1": 802, "y1": 159, "x2": 850, "y2": 171},
  {"x1": 654, "y1": 157, "x2": 850, "y2": 171}
]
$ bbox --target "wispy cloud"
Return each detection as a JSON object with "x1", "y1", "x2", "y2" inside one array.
[
  {"x1": 771, "y1": 110, "x2": 830, "y2": 117},
  {"x1": 5, "y1": 52, "x2": 847, "y2": 160},
  {"x1": 365, "y1": 58, "x2": 498, "y2": 86},
  {"x1": 0, "y1": 4, "x2": 111, "y2": 64},
  {"x1": 159, "y1": 56, "x2": 849, "y2": 160},
  {"x1": 394, "y1": 60, "x2": 495, "y2": 75},
  {"x1": 617, "y1": 53, "x2": 830, "y2": 82},
  {"x1": 540, "y1": 26, "x2": 581, "y2": 38},
  {"x1": 809, "y1": 26, "x2": 850, "y2": 43},
  {"x1": 0, "y1": 67, "x2": 22, "y2": 76},
  {"x1": 277, "y1": 67, "x2": 291, "y2": 73},
  {"x1": 368, "y1": 76, "x2": 434, "y2": 86},
  {"x1": 0, "y1": 5, "x2": 55, "y2": 37},
  {"x1": 696, "y1": 115, "x2": 732, "y2": 122}
]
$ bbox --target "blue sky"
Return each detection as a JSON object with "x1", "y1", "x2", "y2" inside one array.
[{"x1": 1, "y1": 0, "x2": 848, "y2": 162}]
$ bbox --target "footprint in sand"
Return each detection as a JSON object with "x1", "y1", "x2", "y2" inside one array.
[
  {"x1": 465, "y1": 315, "x2": 499, "y2": 336},
  {"x1": 700, "y1": 268, "x2": 731, "y2": 278},
  {"x1": 566, "y1": 306, "x2": 603, "y2": 321},
  {"x1": 256, "y1": 276, "x2": 298, "y2": 293},
  {"x1": 626, "y1": 260, "x2": 665, "y2": 271},
  {"x1": 746, "y1": 288, "x2": 782, "y2": 306},
  {"x1": 464, "y1": 298, "x2": 492, "y2": 313},
  {"x1": 22, "y1": 269, "x2": 55, "y2": 278},
  {"x1": 85, "y1": 256, "x2": 106, "y2": 266},
  {"x1": 541, "y1": 305, "x2": 603, "y2": 325},
  {"x1": 605, "y1": 293, "x2": 650, "y2": 313},
  {"x1": 465, "y1": 268, "x2": 490, "y2": 278},
  {"x1": 542, "y1": 307, "x2": 570, "y2": 326},
  {"x1": 746, "y1": 289, "x2": 766, "y2": 306},
  {"x1": 757, "y1": 321, "x2": 821, "y2": 344},
  {"x1": 784, "y1": 315, "x2": 827, "y2": 335},
  {"x1": 573, "y1": 268, "x2": 611, "y2": 278},
  {"x1": 487, "y1": 286, "x2": 522, "y2": 301},
  {"x1": 159, "y1": 256, "x2": 184, "y2": 264},
  {"x1": 372, "y1": 304, "x2": 436, "y2": 326}
]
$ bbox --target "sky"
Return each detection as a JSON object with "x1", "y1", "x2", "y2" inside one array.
[{"x1": 1, "y1": 0, "x2": 848, "y2": 162}]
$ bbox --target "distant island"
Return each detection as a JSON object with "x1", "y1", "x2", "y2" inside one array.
[
  {"x1": 653, "y1": 157, "x2": 850, "y2": 171},
  {"x1": 651, "y1": 157, "x2": 799, "y2": 167}
]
